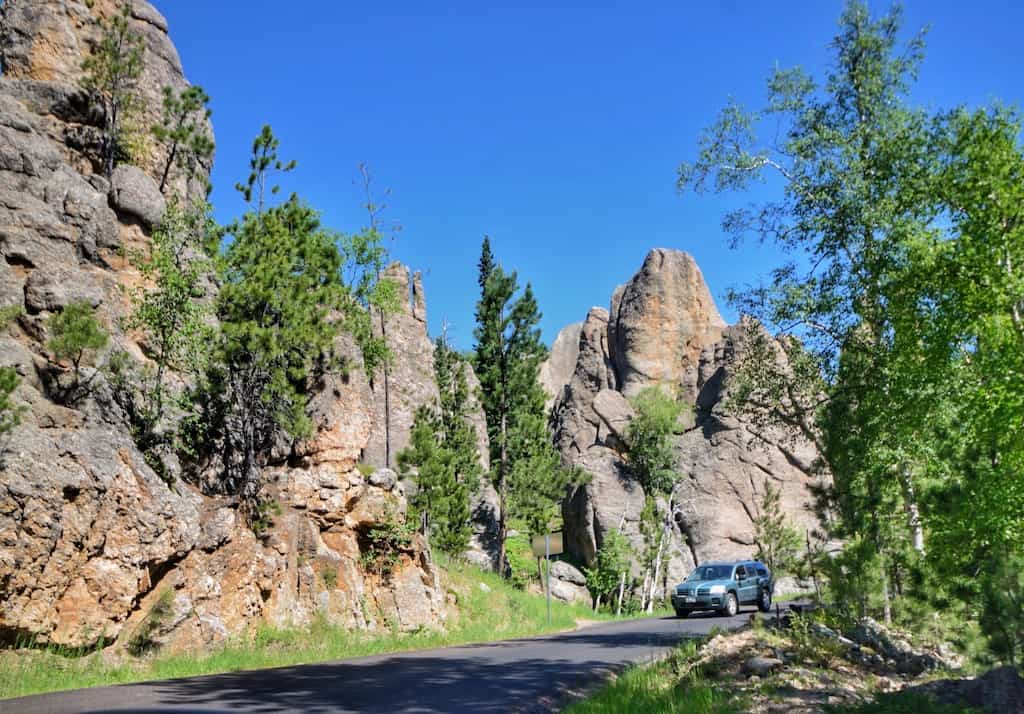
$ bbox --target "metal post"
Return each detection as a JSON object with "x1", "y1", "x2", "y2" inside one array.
[{"x1": 545, "y1": 534, "x2": 551, "y2": 626}]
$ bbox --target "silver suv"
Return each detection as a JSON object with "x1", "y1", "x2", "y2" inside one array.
[{"x1": 671, "y1": 560, "x2": 774, "y2": 617}]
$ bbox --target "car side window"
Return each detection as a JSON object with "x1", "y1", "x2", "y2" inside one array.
[
  {"x1": 735, "y1": 566, "x2": 746, "y2": 580},
  {"x1": 757, "y1": 567, "x2": 768, "y2": 577}
]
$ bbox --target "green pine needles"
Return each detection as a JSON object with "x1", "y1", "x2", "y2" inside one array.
[
  {"x1": 81, "y1": 2, "x2": 144, "y2": 177},
  {"x1": 399, "y1": 337, "x2": 482, "y2": 556},
  {"x1": 472, "y1": 236, "x2": 583, "y2": 573}
]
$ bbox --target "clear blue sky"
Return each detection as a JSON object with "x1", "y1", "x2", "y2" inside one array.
[{"x1": 156, "y1": 1, "x2": 1021, "y2": 350}]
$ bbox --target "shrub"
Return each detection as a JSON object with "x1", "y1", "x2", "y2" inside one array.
[
  {"x1": 47, "y1": 301, "x2": 108, "y2": 401},
  {"x1": 359, "y1": 511, "x2": 414, "y2": 578}
]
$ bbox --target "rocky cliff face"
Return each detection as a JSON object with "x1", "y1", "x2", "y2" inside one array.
[
  {"x1": 340, "y1": 262, "x2": 499, "y2": 569},
  {"x1": 0, "y1": 0, "x2": 449, "y2": 652},
  {"x1": 548, "y1": 249, "x2": 824, "y2": 596}
]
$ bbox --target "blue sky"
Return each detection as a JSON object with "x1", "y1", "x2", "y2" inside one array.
[{"x1": 156, "y1": 1, "x2": 1021, "y2": 349}]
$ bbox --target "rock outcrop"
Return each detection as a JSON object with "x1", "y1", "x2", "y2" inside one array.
[
  {"x1": 355, "y1": 262, "x2": 499, "y2": 569},
  {"x1": 0, "y1": 0, "x2": 447, "y2": 652},
  {"x1": 548, "y1": 249, "x2": 824, "y2": 597}
]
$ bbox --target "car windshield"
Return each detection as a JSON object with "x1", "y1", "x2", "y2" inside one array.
[{"x1": 686, "y1": 565, "x2": 733, "y2": 582}]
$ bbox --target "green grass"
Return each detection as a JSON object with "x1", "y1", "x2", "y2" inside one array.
[
  {"x1": 565, "y1": 639, "x2": 744, "y2": 714},
  {"x1": 0, "y1": 554, "x2": 657, "y2": 701}
]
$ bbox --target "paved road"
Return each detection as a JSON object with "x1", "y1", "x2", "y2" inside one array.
[{"x1": 6, "y1": 611, "x2": 752, "y2": 713}]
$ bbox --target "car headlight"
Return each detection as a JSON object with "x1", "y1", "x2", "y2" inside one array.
[{"x1": 709, "y1": 585, "x2": 726, "y2": 594}]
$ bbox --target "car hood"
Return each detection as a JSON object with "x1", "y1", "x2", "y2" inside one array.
[{"x1": 675, "y1": 579, "x2": 733, "y2": 591}]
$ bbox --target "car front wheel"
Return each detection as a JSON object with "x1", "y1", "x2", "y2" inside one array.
[
  {"x1": 721, "y1": 592, "x2": 738, "y2": 617},
  {"x1": 675, "y1": 608, "x2": 689, "y2": 619},
  {"x1": 757, "y1": 588, "x2": 772, "y2": 613}
]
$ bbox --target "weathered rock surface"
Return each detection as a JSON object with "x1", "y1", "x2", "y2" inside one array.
[
  {"x1": 538, "y1": 321, "x2": 581, "y2": 409},
  {"x1": 0, "y1": 0, "x2": 447, "y2": 653},
  {"x1": 608, "y1": 248, "x2": 726, "y2": 401},
  {"x1": 351, "y1": 262, "x2": 498, "y2": 568},
  {"x1": 548, "y1": 560, "x2": 590, "y2": 605},
  {"x1": 551, "y1": 249, "x2": 825, "y2": 599}
]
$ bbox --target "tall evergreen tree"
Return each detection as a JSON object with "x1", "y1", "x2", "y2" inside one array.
[
  {"x1": 202, "y1": 126, "x2": 344, "y2": 509},
  {"x1": 398, "y1": 337, "x2": 481, "y2": 555},
  {"x1": 473, "y1": 238, "x2": 578, "y2": 572}
]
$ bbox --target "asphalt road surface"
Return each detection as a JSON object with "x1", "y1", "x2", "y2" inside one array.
[{"x1": 6, "y1": 610, "x2": 752, "y2": 713}]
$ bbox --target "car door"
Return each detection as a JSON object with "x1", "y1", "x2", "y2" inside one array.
[
  {"x1": 736, "y1": 565, "x2": 757, "y2": 604},
  {"x1": 733, "y1": 565, "x2": 749, "y2": 603}
]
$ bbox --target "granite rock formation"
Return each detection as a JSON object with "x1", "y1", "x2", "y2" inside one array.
[
  {"x1": 0, "y1": 0, "x2": 447, "y2": 652},
  {"x1": 547, "y1": 249, "x2": 824, "y2": 597}
]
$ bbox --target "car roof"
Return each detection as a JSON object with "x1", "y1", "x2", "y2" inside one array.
[{"x1": 696, "y1": 560, "x2": 768, "y2": 568}]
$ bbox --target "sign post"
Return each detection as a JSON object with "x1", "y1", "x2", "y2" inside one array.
[{"x1": 531, "y1": 532, "x2": 564, "y2": 626}]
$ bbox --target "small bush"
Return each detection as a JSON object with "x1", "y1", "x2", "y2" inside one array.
[
  {"x1": 359, "y1": 511, "x2": 414, "y2": 578},
  {"x1": 47, "y1": 301, "x2": 108, "y2": 401},
  {"x1": 127, "y1": 590, "x2": 175, "y2": 656}
]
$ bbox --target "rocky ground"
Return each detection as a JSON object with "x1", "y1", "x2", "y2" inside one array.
[{"x1": 580, "y1": 611, "x2": 1024, "y2": 714}]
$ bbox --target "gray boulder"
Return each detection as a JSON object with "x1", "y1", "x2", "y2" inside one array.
[
  {"x1": 548, "y1": 561, "x2": 590, "y2": 605},
  {"x1": 110, "y1": 164, "x2": 165, "y2": 227}
]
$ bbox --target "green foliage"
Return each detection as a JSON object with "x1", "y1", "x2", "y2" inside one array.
[
  {"x1": 250, "y1": 499, "x2": 281, "y2": 538},
  {"x1": 624, "y1": 386, "x2": 684, "y2": 495},
  {"x1": 81, "y1": 2, "x2": 144, "y2": 176},
  {"x1": 584, "y1": 529, "x2": 630, "y2": 607},
  {"x1": 397, "y1": 338, "x2": 481, "y2": 556},
  {"x1": 199, "y1": 126, "x2": 344, "y2": 505},
  {"x1": 359, "y1": 511, "x2": 414, "y2": 578},
  {"x1": 320, "y1": 564, "x2": 338, "y2": 590},
  {"x1": 47, "y1": 301, "x2": 108, "y2": 400},
  {"x1": 152, "y1": 85, "x2": 214, "y2": 194},
  {"x1": 978, "y1": 547, "x2": 1024, "y2": 665},
  {"x1": 336, "y1": 163, "x2": 401, "y2": 378},
  {"x1": 504, "y1": 530, "x2": 535, "y2": 590},
  {"x1": 752, "y1": 481, "x2": 804, "y2": 578},
  {"x1": 0, "y1": 367, "x2": 22, "y2": 441},
  {"x1": 473, "y1": 236, "x2": 582, "y2": 569},
  {"x1": 0, "y1": 304, "x2": 23, "y2": 327},
  {"x1": 127, "y1": 589, "x2": 174, "y2": 657},
  {"x1": 678, "y1": 1, "x2": 1024, "y2": 655},
  {"x1": 124, "y1": 197, "x2": 215, "y2": 440}
]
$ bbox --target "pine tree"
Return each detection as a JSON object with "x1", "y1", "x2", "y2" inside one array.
[
  {"x1": 47, "y1": 301, "x2": 109, "y2": 400},
  {"x1": 152, "y1": 85, "x2": 214, "y2": 195},
  {"x1": 398, "y1": 337, "x2": 481, "y2": 556},
  {"x1": 473, "y1": 238, "x2": 578, "y2": 573},
  {"x1": 752, "y1": 481, "x2": 803, "y2": 578},
  {"x1": 205, "y1": 126, "x2": 344, "y2": 509},
  {"x1": 81, "y1": 2, "x2": 144, "y2": 177}
]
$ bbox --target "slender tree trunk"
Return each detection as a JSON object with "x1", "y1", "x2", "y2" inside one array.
[
  {"x1": 897, "y1": 465, "x2": 925, "y2": 554},
  {"x1": 616, "y1": 572, "x2": 626, "y2": 616},
  {"x1": 881, "y1": 562, "x2": 892, "y2": 625},
  {"x1": 497, "y1": 411, "x2": 508, "y2": 575},
  {"x1": 380, "y1": 307, "x2": 392, "y2": 469},
  {"x1": 159, "y1": 139, "x2": 179, "y2": 194}
]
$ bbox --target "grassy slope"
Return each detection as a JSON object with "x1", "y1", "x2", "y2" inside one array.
[{"x1": 0, "y1": 555, "x2": 645, "y2": 700}]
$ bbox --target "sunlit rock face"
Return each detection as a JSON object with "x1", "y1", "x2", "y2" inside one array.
[
  {"x1": 546, "y1": 249, "x2": 825, "y2": 597},
  {"x1": 0, "y1": 0, "x2": 449, "y2": 653}
]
